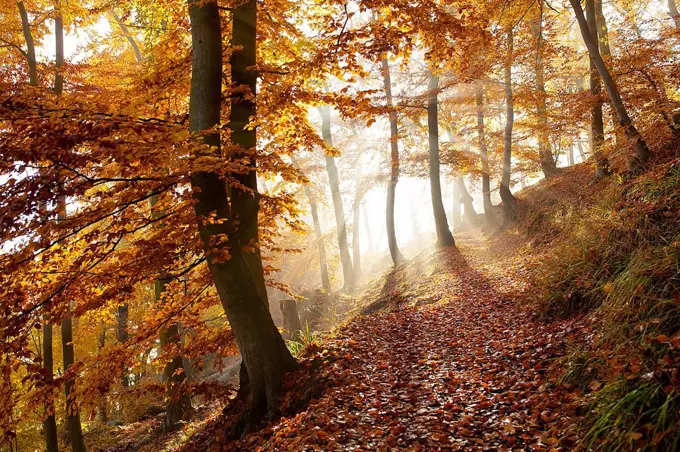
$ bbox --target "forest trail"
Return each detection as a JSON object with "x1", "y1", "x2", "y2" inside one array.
[{"x1": 225, "y1": 233, "x2": 587, "y2": 451}]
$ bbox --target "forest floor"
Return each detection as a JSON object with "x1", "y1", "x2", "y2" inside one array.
[{"x1": 158, "y1": 229, "x2": 593, "y2": 451}]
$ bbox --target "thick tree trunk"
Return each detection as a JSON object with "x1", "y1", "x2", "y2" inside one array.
[
  {"x1": 17, "y1": 2, "x2": 37, "y2": 86},
  {"x1": 475, "y1": 83, "x2": 493, "y2": 220},
  {"x1": 381, "y1": 57, "x2": 404, "y2": 264},
  {"x1": 571, "y1": 0, "x2": 652, "y2": 170},
  {"x1": 188, "y1": 0, "x2": 297, "y2": 426},
  {"x1": 319, "y1": 105, "x2": 355, "y2": 291},
  {"x1": 669, "y1": 0, "x2": 680, "y2": 29},
  {"x1": 42, "y1": 323, "x2": 58, "y2": 452},
  {"x1": 500, "y1": 30, "x2": 518, "y2": 221},
  {"x1": 291, "y1": 157, "x2": 331, "y2": 292},
  {"x1": 456, "y1": 177, "x2": 478, "y2": 225},
  {"x1": 279, "y1": 299, "x2": 302, "y2": 341},
  {"x1": 426, "y1": 73, "x2": 455, "y2": 247},
  {"x1": 532, "y1": 7, "x2": 558, "y2": 179}
]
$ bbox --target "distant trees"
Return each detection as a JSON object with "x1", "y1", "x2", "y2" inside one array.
[{"x1": 500, "y1": 29, "x2": 518, "y2": 221}]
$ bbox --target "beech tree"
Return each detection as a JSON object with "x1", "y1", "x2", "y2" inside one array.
[{"x1": 187, "y1": 0, "x2": 297, "y2": 427}]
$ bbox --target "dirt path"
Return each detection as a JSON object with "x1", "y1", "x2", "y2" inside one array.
[{"x1": 227, "y1": 235, "x2": 585, "y2": 450}]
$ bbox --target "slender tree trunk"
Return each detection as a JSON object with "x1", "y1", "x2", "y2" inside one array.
[
  {"x1": 568, "y1": 143, "x2": 575, "y2": 166},
  {"x1": 669, "y1": 0, "x2": 680, "y2": 29},
  {"x1": 54, "y1": 15, "x2": 85, "y2": 451},
  {"x1": 188, "y1": 0, "x2": 297, "y2": 427},
  {"x1": 427, "y1": 73, "x2": 455, "y2": 247},
  {"x1": 291, "y1": 157, "x2": 331, "y2": 292},
  {"x1": 585, "y1": 0, "x2": 609, "y2": 178},
  {"x1": 352, "y1": 196, "x2": 361, "y2": 284},
  {"x1": 451, "y1": 178, "x2": 461, "y2": 229},
  {"x1": 42, "y1": 323, "x2": 58, "y2": 452},
  {"x1": 111, "y1": 11, "x2": 143, "y2": 62},
  {"x1": 381, "y1": 57, "x2": 404, "y2": 264},
  {"x1": 319, "y1": 105, "x2": 355, "y2": 291},
  {"x1": 475, "y1": 82, "x2": 493, "y2": 220},
  {"x1": 17, "y1": 2, "x2": 37, "y2": 86},
  {"x1": 23, "y1": 5, "x2": 57, "y2": 449},
  {"x1": 577, "y1": 138, "x2": 587, "y2": 161},
  {"x1": 500, "y1": 30, "x2": 518, "y2": 220},
  {"x1": 532, "y1": 6, "x2": 558, "y2": 178},
  {"x1": 116, "y1": 305, "x2": 129, "y2": 387},
  {"x1": 457, "y1": 177, "x2": 478, "y2": 225},
  {"x1": 362, "y1": 204, "x2": 374, "y2": 254},
  {"x1": 570, "y1": 0, "x2": 652, "y2": 169},
  {"x1": 152, "y1": 196, "x2": 190, "y2": 432},
  {"x1": 594, "y1": 0, "x2": 623, "y2": 147}
]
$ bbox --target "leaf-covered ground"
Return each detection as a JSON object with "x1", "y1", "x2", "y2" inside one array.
[{"x1": 181, "y1": 233, "x2": 592, "y2": 451}]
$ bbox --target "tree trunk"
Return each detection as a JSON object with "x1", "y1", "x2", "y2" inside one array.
[
  {"x1": 111, "y1": 11, "x2": 143, "y2": 62},
  {"x1": 594, "y1": 0, "x2": 623, "y2": 147},
  {"x1": 451, "y1": 177, "x2": 461, "y2": 229},
  {"x1": 42, "y1": 323, "x2": 58, "y2": 452},
  {"x1": 54, "y1": 16, "x2": 85, "y2": 451},
  {"x1": 291, "y1": 157, "x2": 331, "y2": 292},
  {"x1": 669, "y1": 0, "x2": 680, "y2": 29},
  {"x1": 427, "y1": 73, "x2": 455, "y2": 247},
  {"x1": 362, "y1": 204, "x2": 375, "y2": 254},
  {"x1": 158, "y1": 276, "x2": 190, "y2": 432},
  {"x1": 116, "y1": 305, "x2": 129, "y2": 387},
  {"x1": 352, "y1": 195, "x2": 361, "y2": 284},
  {"x1": 571, "y1": 0, "x2": 652, "y2": 170},
  {"x1": 500, "y1": 30, "x2": 517, "y2": 221},
  {"x1": 54, "y1": 14, "x2": 64, "y2": 96},
  {"x1": 279, "y1": 299, "x2": 302, "y2": 341},
  {"x1": 532, "y1": 6, "x2": 558, "y2": 179},
  {"x1": 568, "y1": 143, "x2": 575, "y2": 166},
  {"x1": 577, "y1": 138, "x2": 587, "y2": 161},
  {"x1": 188, "y1": 0, "x2": 297, "y2": 427},
  {"x1": 17, "y1": 2, "x2": 37, "y2": 86},
  {"x1": 475, "y1": 82, "x2": 493, "y2": 220},
  {"x1": 381, "y1": 57, "x2": 404, "y2": 264},
  {"x1": 585, "y1": 0, "x2": 609, "y2": 178},
  {"x1": 457, "y1": 177, "x2": 477, "y2": 225},
  {"x1": 319, "y1": 105, "x2": 355, "y2": 291}
]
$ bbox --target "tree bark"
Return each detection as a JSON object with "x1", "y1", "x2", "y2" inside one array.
[
  {"x1": 61, "y1": 312, "x2": 86, "y2": 452},
  {"x1": 571, "y1": 0, "x2": 652, "y2": 170},
  {"x1": 352, "y1": 193, "x2": 361, "y2": 284},
  {"x1": 669, "y1": 0, "x2": 680, "y2": 29},
  {"x1": 111, "y1": 11, "x2": 143, "y2": 62},
  {"x1": 17, "y1": 2, "x2": 37, "y2": 86},
  {"x1": 42, "y1": 322, "x2": 58, "y2": 452},
  {"x1": 531, "y1": 6, "x2": 558, "y2": 179},
  {"x1": 451, "y1": 177, "x2": 461, "y2": 229},
  {"x1": 319, "y1": 105, "x2": 355, "y2": 291},
  {"x1": 291, "y1": 157, "x2": 331, "y2": 292},
  {"x1": 475, "y1": 83, "x2": 493, "y2": 221},
  {"x1": 188, "y1": 0, "x2": 297, "y2": 426},
  {"x1": 116, "y1": 305, "x2": 129, "y2": 387},
  {"x1": 54, "y1": 13, "x2": 63, "y2": 96},
  {"x1": 427, "y1": 73, "x2": 455, "y2": 247},
  {"x1": 500, "y1": 30, "x2": 518, "y2": 221},
  {"x1": 594, "y1": 0, "x2": 623, "y2": 147},
  {"x1": 381, "y1": 57, "x2": 404, "y2": 264},
  {"x1": 97, "y1": 329, "x2": 108, "y2": 423}
]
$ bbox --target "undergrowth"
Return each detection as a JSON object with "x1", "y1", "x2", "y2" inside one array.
[{"x1": 524, "y1": 159, "x2": 680, "y2": 450}]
